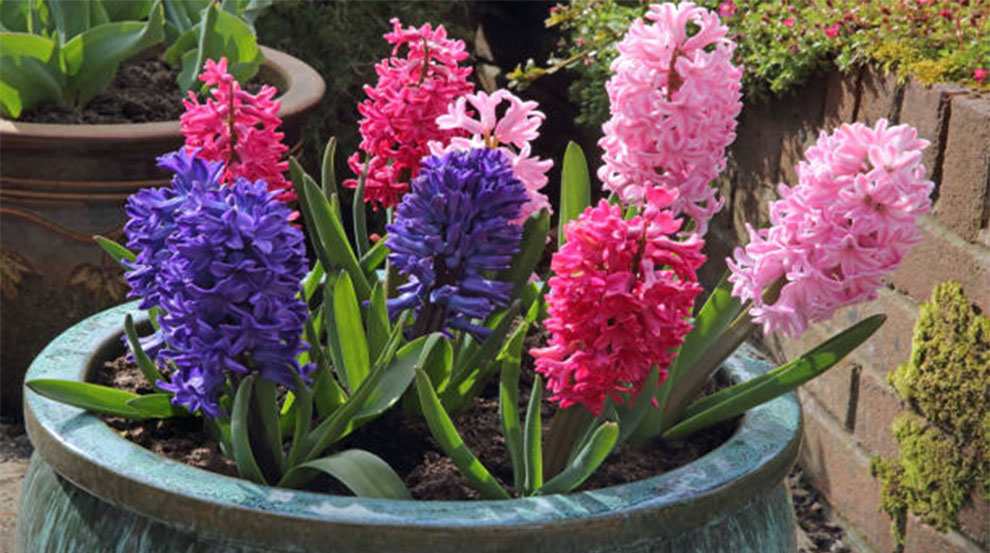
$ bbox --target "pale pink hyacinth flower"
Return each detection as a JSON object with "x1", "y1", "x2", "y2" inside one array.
[
  {"x1": 429, "y1": 89, "x2": 553, "y2": 220},
  {"x1": 598, "y1": 2, "x2": 743, "y2": 236},
  {"x1": 727, "y1": 119, "x2": 934, "y2": 338}
]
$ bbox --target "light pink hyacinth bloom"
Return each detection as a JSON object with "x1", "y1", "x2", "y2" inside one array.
[
  {"x1": 430, "y1": 89, "x2": 553, "y2": 220},
  {"x1": 728, "y1": 119, "x2": 934, "y2": 338},
  {"x1": 598, "y1": 2, "x2": 743, "y2": 236}
]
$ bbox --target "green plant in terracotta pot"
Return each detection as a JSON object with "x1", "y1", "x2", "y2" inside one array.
[{"x1": 20, "y1": 4, "x2": 935, "y2": 552}]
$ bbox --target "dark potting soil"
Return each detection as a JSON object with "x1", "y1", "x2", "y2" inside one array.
[
  {"x1": 92, "y1": 354, "x2": 739, "y2": 500},
  {"x1": 18, "y1": 56, "x2": 186, "y2": 124}
]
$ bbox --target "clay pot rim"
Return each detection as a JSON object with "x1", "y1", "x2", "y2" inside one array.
[
  {"x1": 23, "y1": 302, "x2": 801, "y2": 546},
  {"x1": 0, "y1": 46, "x2": 324, "y2": 141}
]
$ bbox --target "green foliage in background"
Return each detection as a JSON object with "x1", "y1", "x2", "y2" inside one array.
[
  {"x1": 870, "y1": 281, "x2": 989, "y2": 549},
  {"x1": 511, "y1": 0, "x2": 990, "y2": 129}
]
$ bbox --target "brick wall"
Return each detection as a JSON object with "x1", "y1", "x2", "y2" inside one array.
[{"x1": 708, "y1": 67, "x2": 990, "y2": 553}]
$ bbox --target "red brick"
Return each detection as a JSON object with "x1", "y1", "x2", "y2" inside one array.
[
  {"x1": 777, "y1": 79, "x2": 829, "y2": 186},
  {"x1": 795, "y1": 360, "x2": 857, "y2": 431},
  {"x1": 898, "y1": 79, "x2": 968, "y2": 180},
  {"x1": 852, "y1": 368, "x2": 903, "y2": 459},
  {"x1": 890, "y1": 215, "x2": 990, "y2": 312},
  {"x1": 904, "y1": 514, "x2": 987, "y2": 553},
  {"x1": 799, "y1": 393, "x2": 899, "y2": 553},
  {"x1": 823, "y1": 68, "x2": 860, "y2": 130},
  {"x1": 857, "y1": 67, "x2": 901, "y2": 126},
  {"x1": 934, "y1": 93, "x2": 990, "y2": 243},
  {"x1": 957, "y1": 489, "x2": 989, "y2": 549}
]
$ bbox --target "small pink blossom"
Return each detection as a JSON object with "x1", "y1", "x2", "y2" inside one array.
[
  {"x1": 531, "y1": 198, "x2": 705, "y2": 415},
  {"x1": 430, "y1": 89, "x2": 553, "y2": 220},
  {"x1": 718, "y1": 1, "x2": 735, "y2": 18},
  {"x1": 598, "y1": 2, "x2": 743, "y2": 236},
  {"x1": 180, "y1": 58, "x2": 292, "y2": 201},
  {"x1": 727, "y1": 120, "x2": 933, "y2": 338},
  {"x1": 346, "y1": 19, "x2": 474, "y2": 209},
  {"x1": 781, "y1": 17, "x2": 795, "y2": 27},
  {"x1": 824, "y1": 23, "x2": 840, "y2": 38},
  {"x1": 974, "y1": 68, "x2": 988, "y2": 83}
]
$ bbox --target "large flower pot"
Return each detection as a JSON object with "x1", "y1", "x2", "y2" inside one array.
[
  {"x1": 18, "y1": 302, "x2": 802, "y2": 553},
  {"x1": 0, "y1": 46, "x2": 325, "y2": 417}
]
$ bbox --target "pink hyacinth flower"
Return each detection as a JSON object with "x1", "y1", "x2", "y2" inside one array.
[
  {"x1": 430, "y1": 89, "x2": 553, "y2": 220},
  {"x1": 727, "y1": 119, "x2": 934, "y2": 338},
  {"x1": 598, "y1": 2, "x2": 743, "y2": 236},
  {"x1": 180, "y1": 58, "x2": 292, "y2": 202},
  {"x1": 531, "y1": 198, "x2": 705, "y2": 415},
  {"x1": 346, "y1": 19, "x2": 474, "y2": 209}
]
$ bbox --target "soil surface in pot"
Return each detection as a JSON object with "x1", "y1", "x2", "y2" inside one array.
[{"x1": 93, "y1": 355, "x2": 739, "y2": 500}]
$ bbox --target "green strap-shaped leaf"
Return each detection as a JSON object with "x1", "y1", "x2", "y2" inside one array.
[
  {"x1": 0, "y1": 32, "x2": 63, "y2": 118},
  {"x1": 499, "y1": 326, "x2": 526, "y2": 490},
  {"x1": 414, "y1": 369, "x2": 510, "y2": 499},
  {"x1": 359, "y1": 238, "x2": 388, "y2": 278},
  {"x1": 320, "y1": 137, "x2": 338, "y2": 200},
  {"x1": 537, "y1": 422, "x2": 618, "y2": 495},
  {"x1": 62, "y1": 1, "x2": 165, "y2": 106},
  {"x1": 175, "y1": 3, "x2": 262, "y2": 91},
  {"x1": 366, "y1": 280, "x2": 390, "y2": 366},
  {"x1": 333, "y1": 271, "x2": 370, "y2": 392},
  {"x1": 302, "y1": 261, "x2": 325, "y2": 302},
  {"x1": 352, "y1": 158, "x2": 371, "y2": 259},
  {"x1": 558, "y1": 141, "x2": 591, "y2": 246},
  {"x1": 123, "y1": 314, "x2": 165, "y2": 389},
  {"x1": 497, "y1": 210, "x2": 550, "y2": 299},
  {"x1": 613, "y1": 364, "x2": 661, "y2": 446},
  {"x1": 230, "y1": 376, "x2": 267, "y2": 484},
  {"x1": 443, "y1": 300, "x2": 521, "y2": 405},
  {"x1": 522, "y1": 374, "x2": 544, "y2": 495},
  {"x1": 102, "y1": 0, "x2": 154, "y2": 22},
  {"x1": 279, "y1": 449, "x2": 410, "y2": 499},
  {"x1": 251, "y1": 378, "x2": 286, "y2": 478},
  {"x1": 663, "y1": 314, "x2": 887, "y2": 440},
  {"x1": 286, "y1": 371, "x2": 313, "y2": 468},
  {"x1": 543, "y1": 404, "x2": 594, "y2": 480},
  {"x1": 126, "y1": 393, "x2": 188, "y2": 418},
  {"x1": 26, "y1": 379, "x2": 154, "y2": 419},
  {"x1": 94, "y1": 235, "x2": 136, "y2": 266}
]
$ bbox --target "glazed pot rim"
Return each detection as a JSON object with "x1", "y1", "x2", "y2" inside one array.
[
  {"x1": 0, "y1": 46, "x2": 324, "y2": 140},
  {"x1": 24, "y1": 302, "x2": 801, "y2": 543}
]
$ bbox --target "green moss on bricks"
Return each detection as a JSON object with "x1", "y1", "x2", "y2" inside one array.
[{"x1": 871, "y1": 281, "x2": 989, "y2": 549}]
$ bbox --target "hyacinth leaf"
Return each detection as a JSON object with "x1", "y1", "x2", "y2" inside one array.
[
  {"x1": 537, "y1": 422, "x2": 619, "y2": 495},
  {"x1": 230, "y1": 376, "x2": 267, "y2": 484},
  {"x1": 320, "y1": 136, "x2": 338, "y2": 199},
  {"x1": 366, "y1": 280, "x2": 390, "y2": 365},
  {"x1": 251, "y1": 378, "x2": 286, "y2": 478},
  {"x1": 333, "y1": 271, "x2": 370, "y2": 392},
  {"x1": 543, "y1": 405, "x2": 595, "y2": 479},
  {"x1": 303, "y1": 335, "x2": 428, "y2": 461},
  {"x1": 278, "y1": 392, "x2": 296, "y2": 438},
  {"x1": 103, "y1": 0, "x2": 154, "y2": 22},
  {"x1": 126, "y1": 394, "x2": 188, "y2": 418},
  {"x1": 294, "y1": 168, "x2": 371, "y2": 302},
  {"x1": 305, "y1": 316, "x2": 346, "y2": 419},
  {"x1": 94, "y1": 235, "x2": 136, "y2": 266},
  {"x1": 632, "y1": 272, "x2": 742, "y2": 445},
  {"x1": 25, "y1": 379, "x2": 156, "y2": 419},
  {"x1": 0, "y1": 32, "x2": 64, "y2": 118},
  {"x1": 497, "y1": 209, "x2": 550, "y2": 300},
  {"x1": 558, "y1": 141, "x2": 591, "y2": 247},
  {"x1": 352, "y1": 158, "x2": 371, "y2": 258},
  {"x1": 162, "y1": 0, "x2": 207, "y2": 35},
  {"x1": 445, "y1": 300, "x2": 521, "y2": 400},
  {"x1": 302, "y1": 261, "x2": 325, "y2": 302},
  {"x1": 613, "y1": 364, "x2": 661, "y2": 446},
  {"x1": 123, "y1": 314, "x2": 165, "y2": 389},
  {"x1": 286, "y1": 371, "x2": 313, "y2": 468},
  {"x1": 359, "y1": 238, "x2": 388, "y2": 278},
  {"x1": 664, "y1": 314, "x2": 887, "y2": 441},
  {"x1": 522, "y1": 374, "x2": 544, "y2": 495},
  {"x1": 278, "y1": 449, "x2": 410, "y2": 499},
  {"x1": 414, "y1": 369, "x2": 511, "y2": 499},
  {"x1": 421, "y1": 333, "x2": 453, "y2": 392},
  {"x1": 499, "y1": 325, "x2": 526, "y2": 490},
  {"x1": 62, "y1": 1, "x2": 165, "y2": 107},
  {"x1": 174, "y1": 3, "x2": 263, "y2": 91},
  {"x1": 48, "y1": 0, "x2": 99, "y2": 45}
]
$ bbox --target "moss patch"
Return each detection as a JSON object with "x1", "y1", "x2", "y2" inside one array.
[{"x1": 871, "y1": 282, "x2": 989, "y2": 549}]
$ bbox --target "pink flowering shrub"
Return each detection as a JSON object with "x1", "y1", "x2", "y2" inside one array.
[
  {"x1": 531, "y1": 197, "x2": 705, "y2": 415},
  {"x1": 728, "y1": 119, "x2": 934, "y2": 338},
  {"x1": 597, "y1": 1, "x2": 743, "y2": 235},
  {"x1": 180, "y1": 59, "x2": 292, "y2": 202},
  {"x1": 346, "y1": 19, "x2": 474, "y2": 209},
  {"x1": 429, "y1": 89, "x2": 553, "y2": 220}
]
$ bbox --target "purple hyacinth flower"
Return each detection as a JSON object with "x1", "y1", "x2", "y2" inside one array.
[{"x1": 386, "y1": 148, "x2": 529, "y2": 340}]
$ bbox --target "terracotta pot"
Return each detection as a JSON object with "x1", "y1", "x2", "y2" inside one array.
[
  {"x1": 18, "y1": 302, "x2": 802, "y2": 553},
  {"x1": 0, "y1": 46, "x2": 325, "y2": 416}
]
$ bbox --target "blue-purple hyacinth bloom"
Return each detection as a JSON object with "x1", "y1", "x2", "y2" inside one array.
[
  {"x1": 123, "y1": 149, "x2": 312, "y2": 417},
  {"x1": 386, "y1": 148, "x2": 528, "y2": 340}
]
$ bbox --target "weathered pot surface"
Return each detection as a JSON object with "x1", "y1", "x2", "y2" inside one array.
[
  {"x1": 0, "y1": 46, "x2": 325, "y2": 417},
  {"x1": 19, "y1": 302, "x2": 802, "y2": 553}
]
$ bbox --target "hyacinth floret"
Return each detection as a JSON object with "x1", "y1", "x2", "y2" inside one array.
[
  {"x1": 125, "y1": 150, "x2": 312, "y2": 417},
  {"x1": 347, "y1": 19, "x2": 474, "y2": 209},
  {"x1": 531, "y1": 197, "x2": 706, "y2": 415},
  {"x1": 598, "y1": 2, "x2": 742, "y2": 236},
  {"x1": 180, "y1": 58, "x2": 293, "y2": 202},
  {"x1": 386, "y1": 148, "x2": 528, "y2": 341},
  {"x1": 430, "y1": 89, "x2": 553, "y2": 220},
  {"x1": 727, "y1": 119, "x2": 934, "y2": 338}
]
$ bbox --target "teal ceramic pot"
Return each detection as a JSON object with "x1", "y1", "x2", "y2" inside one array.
[{"x1": 18, "y1": 303, "x2": 802, "y2": 553}]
